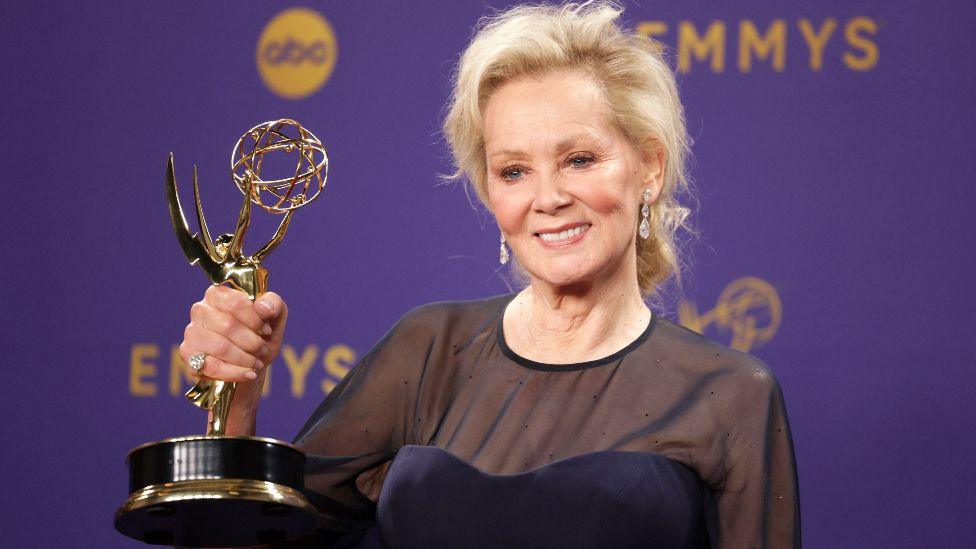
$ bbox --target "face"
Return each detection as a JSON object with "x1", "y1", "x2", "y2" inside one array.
[{"x1": 483, "y1": 69, "x2": 663, "y2": 290}]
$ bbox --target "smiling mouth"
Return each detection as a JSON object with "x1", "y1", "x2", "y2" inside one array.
[{"x1": 534, "y1": 223, "x2": 591, "y2": 245}]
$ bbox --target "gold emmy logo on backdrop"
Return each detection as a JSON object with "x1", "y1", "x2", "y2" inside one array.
[
  {"x1": 678, "y1": 276, "x2": 782, "y2": 352},
  {"x1": 257, "y1": 8, "x2": 338, "y2": 99},
  {"x1": 116, "y1": 120, "x2": 329, "y2": 547}
]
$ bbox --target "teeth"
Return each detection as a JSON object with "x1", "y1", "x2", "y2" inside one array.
[{"x1": 539, "y1": 225, "x2": 589, "y2": 243}]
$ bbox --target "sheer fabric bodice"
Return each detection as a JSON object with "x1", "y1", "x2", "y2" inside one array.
[{"x1": 288, "y1": 294, "x2": 800, "y2": 548}]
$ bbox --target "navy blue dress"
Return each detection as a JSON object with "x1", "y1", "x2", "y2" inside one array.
[{"x1": 287, "y1": 295, "x2": 800, "y2": 548}]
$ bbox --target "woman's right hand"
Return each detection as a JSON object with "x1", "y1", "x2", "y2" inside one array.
[{"x1": 178, "y1": 285, "x2": 289, "y2": 427}]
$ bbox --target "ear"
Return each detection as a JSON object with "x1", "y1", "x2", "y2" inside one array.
[
  {"x1": 482, "y1": 186, "x2": 497, "y2": 215},
  {"x1": 639, "y1": 136, "x2": 666, "y2": 203},
  {"x1": 479, "y1": 167, "x2": 497, "y2": 214}
]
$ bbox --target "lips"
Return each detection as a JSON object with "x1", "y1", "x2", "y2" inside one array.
[{"x1": 534, "y1": 223, "x2": 591, "y2": 245}]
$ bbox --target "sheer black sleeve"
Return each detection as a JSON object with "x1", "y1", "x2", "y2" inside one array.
[
  {"x1": 289, "y1": 306, "x2": 435, "y2": 534},
  {"x1": 709, "y1": 359, "x2": 801, "y2": 548}
]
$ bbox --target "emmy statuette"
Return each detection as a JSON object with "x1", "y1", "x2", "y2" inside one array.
[{"x1": 115, "y1": 120, "x2": 328, "y2": 547}]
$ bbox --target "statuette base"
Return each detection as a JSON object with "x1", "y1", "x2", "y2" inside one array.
[{"x1": 115, "y1": 435, "x2": 317, "y2": 547}]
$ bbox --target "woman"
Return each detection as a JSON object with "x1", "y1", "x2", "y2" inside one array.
[{"x1": 180, "y1": 3, "x2": 800, "y2": 547}]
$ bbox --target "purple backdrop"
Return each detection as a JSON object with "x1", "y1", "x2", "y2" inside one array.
[{"x1": 2, "y1": 1, "x2": 974, "y2": 547}]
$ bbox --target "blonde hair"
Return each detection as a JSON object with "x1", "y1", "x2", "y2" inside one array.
[{"x1": 443, "y1": 1, "x2": 694, "y2": 297}]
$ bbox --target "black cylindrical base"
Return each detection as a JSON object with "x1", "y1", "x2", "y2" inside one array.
[{"x1": 115, "y1": 436, "x2": 317, "y2": 547}]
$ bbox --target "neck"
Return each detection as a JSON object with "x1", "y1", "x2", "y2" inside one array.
[{"x1": 508, "y1": 253, "x2": 651, "y2": 363}]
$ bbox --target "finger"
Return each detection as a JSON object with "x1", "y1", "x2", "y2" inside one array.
[
  {"x1": 184, "y1": 323, "x2": 265, "y2": 371},
  {"x1": 204, "y1": 285, "x2": 268, "y2": 334},
  {"x1": 255, "y1": 292, "x2": 288, "y2": 344},
  {"x1": 254, "y1": 292, "x2": 287, "y2": 324},
  {"x1": 180, "y1": 344, "x2": 257, "y2": 382},
  {"x1": 192, "y1": 305, "x2": 268, "y2": 357}
]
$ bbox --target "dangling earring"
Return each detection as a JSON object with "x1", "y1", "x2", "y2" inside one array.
[
  {"x1": 499, "y1": 233, "x2": 510, "y2": 264},
  {"x1": 639, "y1": 188, "x2": 652, "y2": 240}
]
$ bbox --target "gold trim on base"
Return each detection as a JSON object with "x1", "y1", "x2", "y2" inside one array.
[{"x1": 115, "y1": 478, "x2": 317, "y2": 519}]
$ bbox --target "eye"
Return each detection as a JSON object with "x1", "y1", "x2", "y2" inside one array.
[
  {"x1": 567, "y1": 152, "x2": 596, "y2": 168},
  {"x1": 500, "y1": 164, "x2": 527, "y2": 181}
]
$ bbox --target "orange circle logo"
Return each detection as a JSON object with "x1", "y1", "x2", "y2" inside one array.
[{"x1": 256, "y1": 8, "x2": 337, "y2": 99}]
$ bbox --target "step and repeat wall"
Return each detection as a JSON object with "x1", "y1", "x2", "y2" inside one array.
[{"x1": 2, "y1": 1, "x2": 973, "y2": 547}]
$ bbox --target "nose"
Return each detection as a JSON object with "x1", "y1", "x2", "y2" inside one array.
[{"x1": 531, "y1": 171, "x2": 571, "y2": 215}]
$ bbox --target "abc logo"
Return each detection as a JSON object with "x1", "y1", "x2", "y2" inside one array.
[{"x1": 256, "y1": 8, "x2": 337, "y2": 99}]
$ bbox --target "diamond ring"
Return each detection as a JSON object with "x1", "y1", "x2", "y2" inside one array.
[{"x1": 188, "y1": 352, "x2": 207, "y2": 373}]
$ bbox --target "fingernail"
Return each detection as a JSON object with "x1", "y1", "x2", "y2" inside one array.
[
  {"x1": 245, "y1": 370, "x2": 258, "y2": 380},
  {"x1": 260, "y1": 346, "x2": 269, "y2": 357},
  {"x1": 257, "y1": 300, "x2": 274, "y2": 314},
  {"x1": 255, "y1": 360, "x2": 265, "y2": 370},
  {"x1": 261, "y1": 324, "x2": 272, "y2": 336}
]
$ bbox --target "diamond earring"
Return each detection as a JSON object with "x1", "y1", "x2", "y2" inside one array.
[
  {"x1": 639, "y1": 188, "x2": 652, "y2": 240},
  {"x1": 499, "y1": 233, "x2": 510, "y2": 265}
]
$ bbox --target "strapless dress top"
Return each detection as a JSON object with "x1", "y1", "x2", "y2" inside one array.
[
  {"x1": 345, "y1": 445, "x2": 711, "y2": 549},
  {"x1": 295, "y1": 297, "x2": 800, "y2": 548}
]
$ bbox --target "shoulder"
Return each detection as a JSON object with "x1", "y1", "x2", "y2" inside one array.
[
  {"x1": 389, "y1": 293, "x2": 513, "y2": 340},
  {"x1": 355, "y1": 294, "x2": 512, "y2": 374},
  {"x1": 649, "y1": 315, "x2": 782, "y2": 400}
]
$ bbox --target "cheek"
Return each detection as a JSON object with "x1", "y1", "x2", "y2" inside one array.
[
  {"x1": 575, "y1": 172, "x2": 637, "y2": 237},
  {"x1": 577, "y1": 180, "x2": 631, "y2": 223},
  {"x1": 583, "y1": 191, "x2": 626, "y2": 217},
  {"x1": 488, "y1": 189, "x2": 529, "y2": 235}
]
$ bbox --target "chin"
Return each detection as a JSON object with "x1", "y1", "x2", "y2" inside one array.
[{"x1": 530, "y1": 264, "x2": 596, "y2": 289}]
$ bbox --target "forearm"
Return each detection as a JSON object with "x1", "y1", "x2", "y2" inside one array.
[
  {"x1": 209, "y1": 373, "x2": 265, "y2": 437},
  {"x1": 213, "y1": 404, "x2": 257, "y2": 437}
]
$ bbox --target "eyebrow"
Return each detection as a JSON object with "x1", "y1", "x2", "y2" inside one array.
[{"x1": 487, "y1": 132, "x2": 602, "y2": 160}]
